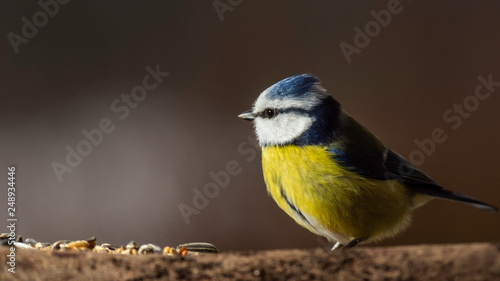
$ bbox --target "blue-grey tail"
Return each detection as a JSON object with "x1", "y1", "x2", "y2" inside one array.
[
  {"x1": 382, "y1": 149, "x2": 498, "y2": 212},
  {"x1": 415, "y1": 186, "x2": 498, "y2": 212}
]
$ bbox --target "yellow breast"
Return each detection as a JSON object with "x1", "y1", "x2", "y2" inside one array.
[{"x1": 262, "y1": 145, "x2": 416, "y2": 243}]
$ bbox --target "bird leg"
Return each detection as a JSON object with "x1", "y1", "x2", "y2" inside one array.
[
  {"x1": 342, "y1": 238, "x2": 363, "y2": 249},
  {"x1": 331, "y1": 241, "x2": 342, "y2": 251}
]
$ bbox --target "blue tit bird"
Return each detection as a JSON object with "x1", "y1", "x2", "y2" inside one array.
[{"x1": 238, "y1": 74, "x2": 498, "y2": 250}]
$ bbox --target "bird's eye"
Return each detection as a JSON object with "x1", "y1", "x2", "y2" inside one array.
[{"x1": 264, "y1": 108, "x2": 276, "y2": 118}]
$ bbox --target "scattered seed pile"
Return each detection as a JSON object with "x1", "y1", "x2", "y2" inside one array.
[{"x1": 0, "y1": 233, "x2": 218, "y2": 257}]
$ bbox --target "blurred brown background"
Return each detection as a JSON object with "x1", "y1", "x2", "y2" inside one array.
[{"x1": 1, "y1": 1, "x2": 499, "y2": 251}]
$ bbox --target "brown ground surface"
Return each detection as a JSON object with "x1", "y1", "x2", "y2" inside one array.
[{"x1": 1, "y1": 243, "x2": 499, "y2": 281}]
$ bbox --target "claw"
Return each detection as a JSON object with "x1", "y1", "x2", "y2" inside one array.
[{"x1": 331, "y1": 241, "x2": 342, "y2": 251}]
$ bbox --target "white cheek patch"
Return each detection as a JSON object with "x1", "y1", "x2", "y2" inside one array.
[
  {"x1": 254, "y1": 113, "x2": 314, "y2": 146},
  {"x1": 251, "y1": 85, "x2": 330, "y2": 146}
]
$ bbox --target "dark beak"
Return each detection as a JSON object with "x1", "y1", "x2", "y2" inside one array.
[{"x1": 238, "y1": 110, "x2": 255, "y2": 121}]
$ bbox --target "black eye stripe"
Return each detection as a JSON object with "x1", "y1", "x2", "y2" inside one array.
[
  {"x1": 281, "y1": 107, "x2": 310, "y2": 115},
  {"x1": 257, "y1": 107, "x2": 310, "y2": 118}
]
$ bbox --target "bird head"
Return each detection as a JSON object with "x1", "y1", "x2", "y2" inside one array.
[{"x1": 239, "y1": 74, "x2": 341, "y2": 147}]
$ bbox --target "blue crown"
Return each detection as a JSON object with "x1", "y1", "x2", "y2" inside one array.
[{"x1": 266, "y1": 74, "x2": 320, "y2": 99}]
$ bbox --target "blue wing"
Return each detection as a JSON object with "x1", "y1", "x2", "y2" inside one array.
[
  {"x1": 329, "y1": 114, "x2": 498, "y2": 212},
  {"x1": 384, "y1": 149, "x2": 497, "y2": 212}
]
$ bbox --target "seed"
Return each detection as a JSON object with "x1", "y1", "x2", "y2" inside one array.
[
  {"x1": 92, "y1": 245, "x2": 110, "y2": 253},
  {"x1": 52, "y1": 240, "x2": 71, "y2": 250},
  {"x1": 121, "y1": 248, "x2": 137, "y2": 255},
  {"x1": 35, "y1": 242, "x2": 52, "y2": 249},
  {"x1": 138, "y1": 244, "x2": 161, "y2": 254},
  {"x1": 176, "y1": 242, "x2": 219, "y2": 254},
  {"x1": 116, "y1": 246, "x2": 125, "y2": 254},
  {"x1": 13, "y1": 242, "x2": 34, "y2": 249},
  {"x1": 0, "y1": 234, "x2": 23, "y2": 242},
  {"x1": 66, "y1": 237, "x2": 96, "y2": 250},
  {"x1": 163, "y1": 246, "x2": 171, "y2": 254},
  {"x1": 126, "y1": 241, "x2": 139, "y2": 250},
  {"x1": 178, "y1": 246, "x2": 188, "y2": 257},
  {"x1": 25, "y1": 238, "x2": 38, "y2": 246},
  {"x1": 101, "y1": 243, "x2": 120, "y2": 250},
  {"x1": 149, "y1": 244, "x2": 162, "y2": 253},
  {"x1": 138, "y1": 244, "x2": 155, "y2": 254}
]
